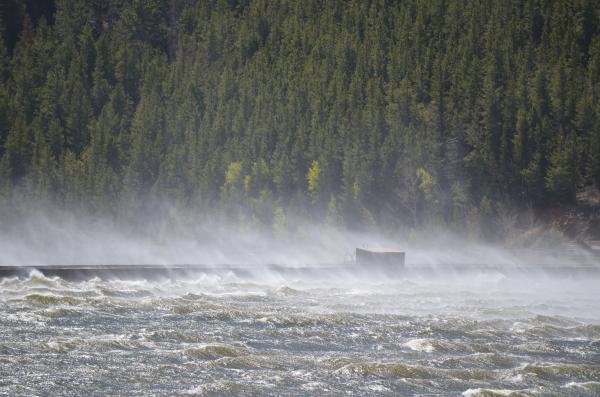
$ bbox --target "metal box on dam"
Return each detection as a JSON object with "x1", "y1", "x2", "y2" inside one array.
[{"x1": 355, "y1": 248, "x2": 406, "y2": 269}]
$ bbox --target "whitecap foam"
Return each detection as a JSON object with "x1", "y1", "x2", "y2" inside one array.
[
  {"x1": 404, "y1": 338, "x2": 435, "y2": 353},
  {"x1": 564, "y1": 381, "x2": 600, "y2": 391},
  {"x1": 462, "y1": 388, "x2": 527, "y2": 396}
]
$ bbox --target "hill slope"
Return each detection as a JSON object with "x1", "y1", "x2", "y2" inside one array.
[{"x1": 0, "y1": 0, "x2": 599, "y2": 237}]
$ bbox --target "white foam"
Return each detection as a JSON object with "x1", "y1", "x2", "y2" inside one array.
[
  {"x1": 404, "y1": 338, "x2": 435, "y2": 353},
  {"x1": 462, "y1": 388, "x2": 524, "y2": 397},
  {"x1": 564, "y1": 381, "x2": 600, "y2": 390}
]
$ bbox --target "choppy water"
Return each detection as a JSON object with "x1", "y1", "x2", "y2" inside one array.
[{"x1": 1, "y1": 270, "x2": 599, "y2": 396}]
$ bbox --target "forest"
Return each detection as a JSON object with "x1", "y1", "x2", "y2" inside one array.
[{"x1": 0, "y1": 0, "x2": 599, "y2": 239}]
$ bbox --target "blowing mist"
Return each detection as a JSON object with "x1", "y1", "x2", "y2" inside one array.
[{"x1": 1, "y1": 0, "x2": 600, "y2": 396}]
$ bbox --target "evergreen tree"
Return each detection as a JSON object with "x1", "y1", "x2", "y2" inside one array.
[{"x1": 0, "y1": 0, "x2": 598, "y2": 236}]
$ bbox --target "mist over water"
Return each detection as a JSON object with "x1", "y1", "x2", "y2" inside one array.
[
  {"x1": 0, "y1": 207, "x2": 593, "y2": 268},
  {"x1": 2, "y1": 0, "x2": 599, "y2": 393},
  {"x1": 1, "y1": 211, "x2": 599, "y2": 396},
  {"x1": 1, "y1": 270, "x2": 599, "y2": 396}
]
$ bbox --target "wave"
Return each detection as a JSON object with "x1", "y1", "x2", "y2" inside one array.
[
  {"x1": 333, "y1": 361, "x2": 434, "y2": 379},
  {"x1": 462, "y1": 388, "x2": 533, "y2": 397},
  {"x1": 34, "y1": 335, "x2": 151, "y2": 353},
  {"x1": 438, "y1": 353, "x2": 520, "y2": 369},
  {"x1": 268, "y1": 285, "x2": 307, "y2": 297},
  {"x1": 325, "y1": 357, "x2": 416, "y2": 377},
  {"x1": 404, "y1": 338, "x2": 436, "y2": 353},
  {"x1": 564, "y1": 381, "x2": 600, "y2": 392},
  {"x1": 184, "y1": 344, "x2": 250, "y2": 360},
  {"x1": 519, "y1": 362, "x2": 600, "y2": 380},
  {"x1": 24, "y1": 293, "x2": 84, "y2": 306},
  {"x1": 183, "y1": 381, "x2": 254, "y2": 396}
]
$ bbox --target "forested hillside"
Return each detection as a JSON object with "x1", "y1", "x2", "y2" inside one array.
[{"x1": 1, "y1": 0, "x2": 599, "y2": 237}]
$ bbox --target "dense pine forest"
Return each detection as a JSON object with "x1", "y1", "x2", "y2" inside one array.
[{"x1": 1, "y1": 0, "x2": 599, "y2": 238}]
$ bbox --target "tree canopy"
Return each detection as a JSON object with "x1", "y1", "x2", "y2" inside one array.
[{"x1": 0, "y1": 0, "x2": 599, "y2": 238}]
